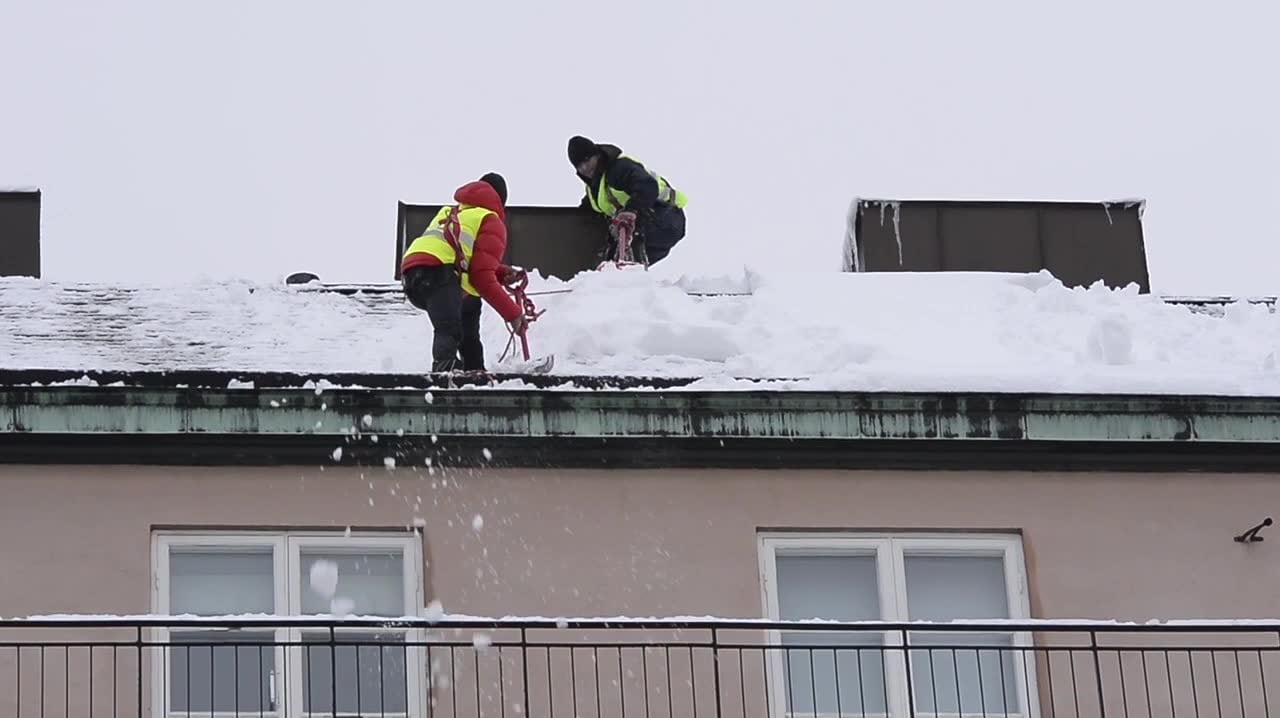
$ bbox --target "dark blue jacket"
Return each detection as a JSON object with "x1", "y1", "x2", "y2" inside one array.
[{"x1": 577, "y1": 144, "x2": 661, "y2": 213}]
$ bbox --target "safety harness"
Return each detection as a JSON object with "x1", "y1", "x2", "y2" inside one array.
[
  {"x1": 438, "y1": 205, "x2": 469, "y2": 274},
  {"x1": 440, "y1": 204, "x2": 544, "y2": 363}
]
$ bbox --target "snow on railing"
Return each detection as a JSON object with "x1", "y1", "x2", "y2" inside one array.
[{"x1": 6, "y1": 613, "x2": 1280, "y2": 630}]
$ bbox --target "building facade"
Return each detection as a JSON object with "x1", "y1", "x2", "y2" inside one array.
[{"x1": 2, "y1": 373, "x2": 1279, "y2": 717}]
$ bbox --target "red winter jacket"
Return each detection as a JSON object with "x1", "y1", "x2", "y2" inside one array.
[{"x1": 401, "y1": 181, "x2": 521, "y2": 321}]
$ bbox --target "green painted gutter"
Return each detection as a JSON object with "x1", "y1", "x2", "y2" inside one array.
[{"x1": 5, "y1": 386, "x2": 1280, "y2": 444}]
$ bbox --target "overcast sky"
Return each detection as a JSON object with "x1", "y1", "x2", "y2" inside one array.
[{"x1": 2, "y1": 0, "x2": 1276, "y2": 295}]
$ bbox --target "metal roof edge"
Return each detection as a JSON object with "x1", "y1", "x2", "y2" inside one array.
[
  {"x1": 4, "y1": 378, "x2": 1280, "y2": 447},
  {"x1": 4, "y1": 434, "x2": 1280, "y2": 471}
]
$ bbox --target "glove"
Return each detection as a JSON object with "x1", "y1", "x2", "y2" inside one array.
[
  {"x1": 508, "y1": 313, "x2": 528, "y2": 335},
  {"x1": 498, "y1": 266, "x2": 527, "y2": 286}
]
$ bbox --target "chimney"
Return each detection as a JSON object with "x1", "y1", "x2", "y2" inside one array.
[{"x1": 0, "y1": 189, "x2": 41, "y2": 278}]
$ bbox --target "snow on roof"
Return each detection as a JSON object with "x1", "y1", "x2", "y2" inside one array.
[{"x1": 2, "y1": 268, "x2": 1279, "y2": 395}]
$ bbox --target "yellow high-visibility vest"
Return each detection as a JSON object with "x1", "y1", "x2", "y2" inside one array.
[
  {"x1": 586, "y1": 155, "x2": 688, "y2": 217},
  {"x1": 402, "y1": 204, "x2": 495, "y2": 297}
]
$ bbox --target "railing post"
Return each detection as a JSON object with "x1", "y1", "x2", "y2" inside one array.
[
  {"x1": 136, "y1": 627, "x2": 144, "y2": 718},
  {"x1": 901, "y1": 628, "x2": 916, "y2": 718},
  {"x1": 712, "y1": 627, "x2": 723, "y2": 718},
  {"x1": 521, "y1": 627, "x2": 531, "y2": 718},
  {"x1": 330, "y1": 625, "x2": 338, "y2": 718},
  {"x1": 1092, "y1": 630, "x2": 1108, "y2": 718}
]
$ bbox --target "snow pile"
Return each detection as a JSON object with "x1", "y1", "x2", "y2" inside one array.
[
  {"x1": 3, "y1": 269, "x2": 1280, "y2": 394},
  {"x1": 481, "y1": 267, "x2": 1280, "y2": 395}
]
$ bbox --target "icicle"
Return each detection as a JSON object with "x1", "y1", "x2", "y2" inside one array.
[
  {"x1": 1123, "y1": 199, "x2": 1147, "y2": 221},
  {"x1": 890, "y1": 202, "x2": 903, "y2": 265},
  {"x1": 844, "y1": 198, "x2": 862, "y2": 272}
]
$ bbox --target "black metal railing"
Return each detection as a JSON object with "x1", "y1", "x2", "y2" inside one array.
[{"x1": 1, "y1": 617, "x2": 1278, "y2": 718}]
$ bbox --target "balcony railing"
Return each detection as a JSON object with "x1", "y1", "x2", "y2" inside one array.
[{"x1": 1, "y1": 616, "x2": 1278, "y2": 718}]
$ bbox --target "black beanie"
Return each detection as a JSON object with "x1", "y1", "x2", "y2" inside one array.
[
  {"x1": 568, "y1": 135, "x2": 598, "y2": 166},
  {"x1": 479, "y1": 172, "x2": 507, "y2": 204}
]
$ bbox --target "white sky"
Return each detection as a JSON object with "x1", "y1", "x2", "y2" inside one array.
[{"x1": 2, "y1": 0, "x2": 1277, "y2": 295}]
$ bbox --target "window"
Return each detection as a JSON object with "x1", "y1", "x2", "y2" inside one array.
[
  {"x1": 760, "y1": 534, "x2": 1036, "y2": 718},
  {"x1": 153, "y1": 531, "x2": 424, "y2": 718}
]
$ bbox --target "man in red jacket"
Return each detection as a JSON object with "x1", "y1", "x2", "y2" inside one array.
[{"x1": 400, "y1": 173, "x2": 526, "y2": 372}]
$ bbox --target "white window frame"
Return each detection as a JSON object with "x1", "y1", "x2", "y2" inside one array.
[
  {"x1": 152, "y1": 530, "x2": 425, "y2": 718},
  {"x1": 285, "y1": 534, "x2": 424, "y2": 718},
  {"x1": 758, "y1": 532, "x2": 1038, "y2": 718}
]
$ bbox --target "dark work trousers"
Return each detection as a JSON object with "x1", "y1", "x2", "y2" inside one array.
[
  {"x1": 639, "y1": 204, "x2": 687, "y2": 264},
  {"x1": 607, "y1": 204, "x2": 687, "y2": 265},
  {"x1": 402, "y1": 265, "x2": 485, "y2": 372}
]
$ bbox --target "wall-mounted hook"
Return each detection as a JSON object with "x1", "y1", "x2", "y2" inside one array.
[{"x1": 1235, "y1": 517, "x2": 1273, "y2": 543}]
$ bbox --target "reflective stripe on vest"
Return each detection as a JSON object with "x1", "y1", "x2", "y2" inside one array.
[
  {"x1": 402, "y1": 204, "x2": 493, "y2": 297},
  {"x1": 587, "y1": 154, "x2": 688, "y2": 217}
]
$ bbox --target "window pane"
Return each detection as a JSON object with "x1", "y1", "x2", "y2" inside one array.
[
  {"x1": 169, "y1": 631, "x2": 276, "y2": 714},
  {"x1": 778, "y1": 555, "x2": 881, "y2": 621},
  {"x1": 170, "y1": 548, "x2": 274, "y2": 615},
  {"x1": 777, "y1": 554, "x2": 886, "y2": 715},
  {"x1": 299, "y1": 550, "x2": 405, "y2": 616},
  {"x1": 300, "y1": 632, "x2": 408, "y2": 715},
  {"x1": 904, "y1": 554, "x2": 1019, "y2": 716},
  {"x1": 904, "y1": 556, "x2": 1008, "y2": 621}
]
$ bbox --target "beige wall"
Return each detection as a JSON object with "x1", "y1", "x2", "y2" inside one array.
[
  {"x1": 2, "y1": 464, "x2": 1280, "y2": 717},
  {"x1": 1, "y1": 464, "x2": 1277, "y2": 620}
]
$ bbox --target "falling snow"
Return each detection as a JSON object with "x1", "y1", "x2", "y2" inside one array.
[
  {"x1": 425, "y1": 600, "x2": 445, "y2": 620},
  {"x1": 309, "y1": 560, "x2": 339, "y2": 599}
]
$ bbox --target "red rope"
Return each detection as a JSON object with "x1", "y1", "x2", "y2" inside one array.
[{"x1": 499, "y1": 271, "x2": 544, "y2": 362}]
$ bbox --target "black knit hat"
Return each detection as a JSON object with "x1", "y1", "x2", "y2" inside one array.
[
  {"x1": 568, "y1": 136, "x2": 598, "y2": 166},
  {"x1": 479, "y1": 172, "x2": 507, "y2": 204}
]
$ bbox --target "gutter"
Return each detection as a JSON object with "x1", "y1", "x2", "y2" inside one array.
[{"x1": 4, "y1": 376, "x2": 1280, "y2": 469}]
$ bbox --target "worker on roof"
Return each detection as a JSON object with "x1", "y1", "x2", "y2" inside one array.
[
  {"x1": 567, "y1": 136, "x2": 688, "y2": 266},
  {"x1": 400, "y1": 173, "x2": 526, "y2": 373}
]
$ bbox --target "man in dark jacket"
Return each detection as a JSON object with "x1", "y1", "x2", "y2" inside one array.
[
  {"x1": 567, "y1": 136, "x2": 688, "y2": 265},
  {"x1": 400, "y1": 173, "x2": 526, "y2": 372}
]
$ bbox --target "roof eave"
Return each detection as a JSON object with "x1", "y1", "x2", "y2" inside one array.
[{"x1": 4, "y1": 380, "x2": 1280, "y2": 470}]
